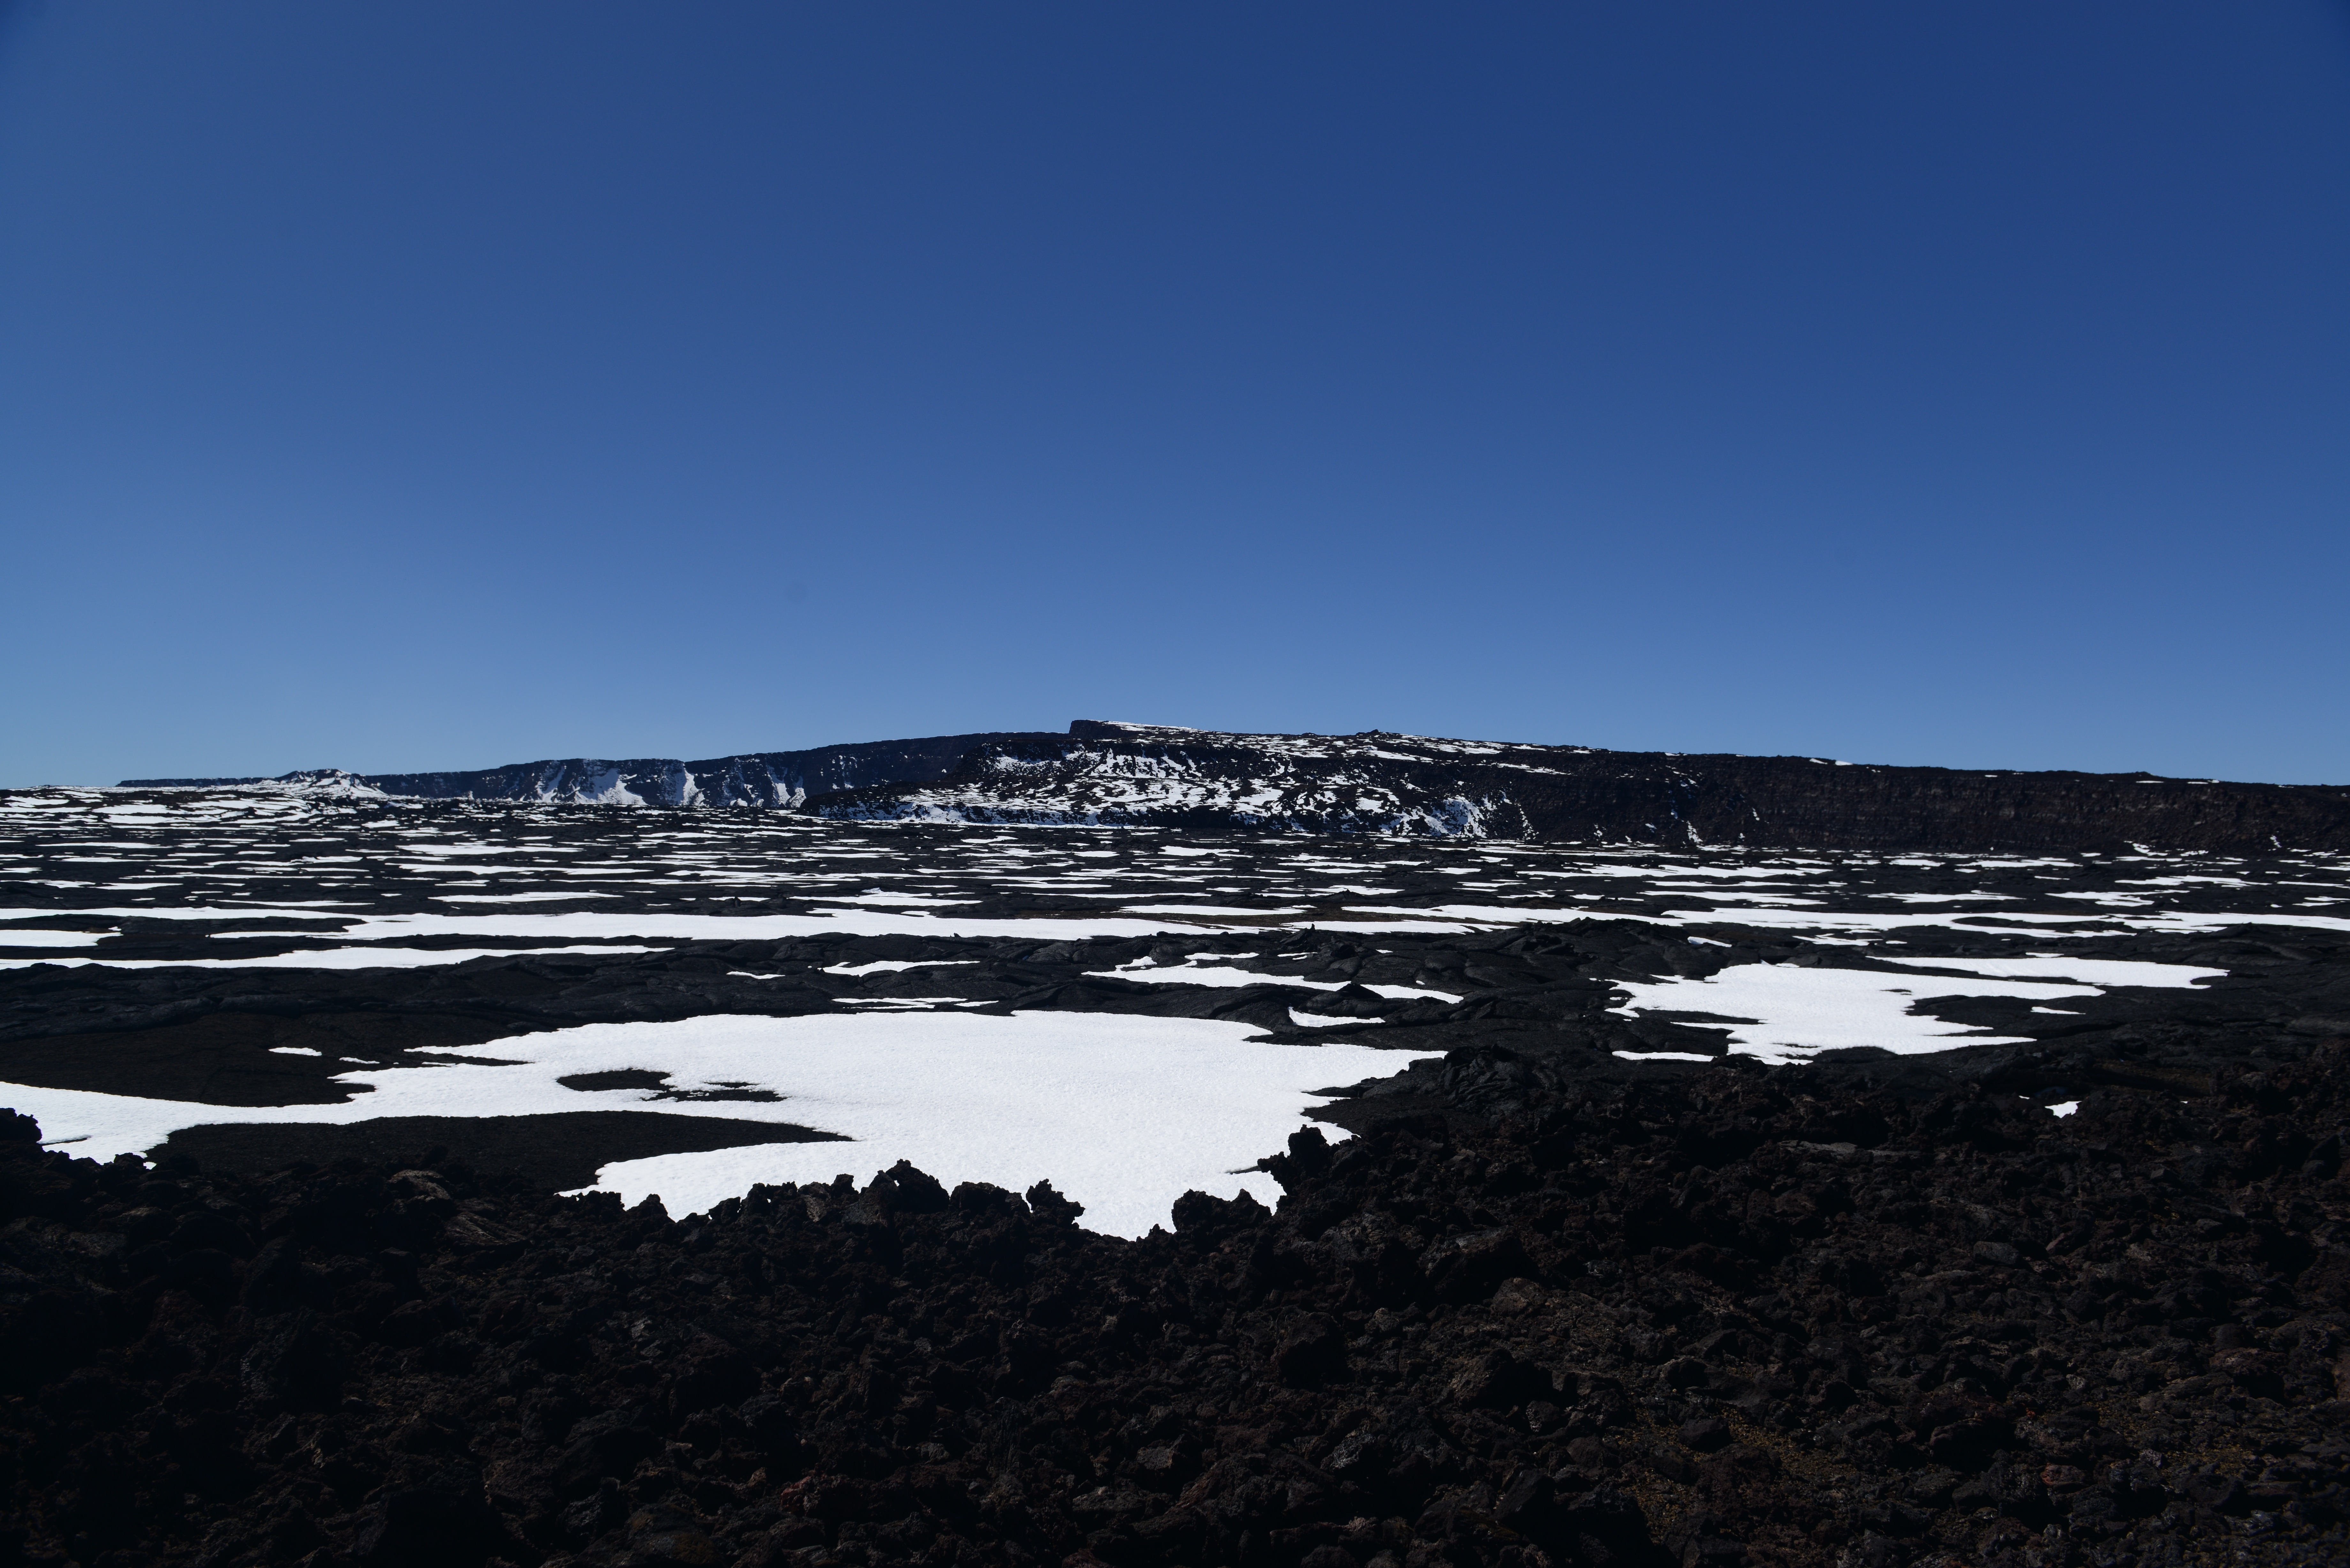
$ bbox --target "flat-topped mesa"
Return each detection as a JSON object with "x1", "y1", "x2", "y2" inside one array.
[{"x1": 121, "y1": 720, "x2": 2350, "y2": 852}]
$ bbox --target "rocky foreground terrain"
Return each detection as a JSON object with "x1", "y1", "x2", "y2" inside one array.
[
  {"x1": 7, "y1": 1028, "x2": 2350, "y2": 1568},
  {"x1": 6, "y1": 746, "x2": 2349, "y2": 1567}
]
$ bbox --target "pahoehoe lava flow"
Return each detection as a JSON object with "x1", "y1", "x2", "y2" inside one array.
[{"x1": 5, "y1": 721, "x2": 2349, "y2": 1568}]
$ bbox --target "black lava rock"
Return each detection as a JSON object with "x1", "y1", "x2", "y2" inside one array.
[{"x1": 9, "y1": 1039, "x2": 2350, "y2": 1565}]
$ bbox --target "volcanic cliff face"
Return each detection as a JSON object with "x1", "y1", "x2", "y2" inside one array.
[
  {"x1": 810, "y1": 722, "x2": 2350, "y2": 855},
  {"x1": 810, "y1": 724, "x2": 1545, "y2": 838}
]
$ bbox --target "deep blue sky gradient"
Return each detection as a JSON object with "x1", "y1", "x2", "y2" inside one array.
[{"x1": 4, "y1": 3, "x2": 2346, "y2": 786}]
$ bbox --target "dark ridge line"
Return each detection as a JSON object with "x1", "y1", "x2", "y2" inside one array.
[{"x1": 111, "y1": 719, "x2": 2350, "y2": 853}]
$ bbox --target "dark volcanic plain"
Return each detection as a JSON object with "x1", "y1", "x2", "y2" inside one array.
[{"x1": 5, "y1": 731, "x2": 2350, "y2": 1568}]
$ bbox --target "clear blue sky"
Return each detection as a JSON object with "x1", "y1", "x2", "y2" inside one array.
[{"x1": 4, "y1": 3, "x2": 2346, "y2": 787}]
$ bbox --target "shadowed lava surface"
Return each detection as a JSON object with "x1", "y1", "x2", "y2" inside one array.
[{"x1": 149, "y1": 1114, "x2": 844, "y2": 1195}]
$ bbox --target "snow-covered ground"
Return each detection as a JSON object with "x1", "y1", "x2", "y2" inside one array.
[{"x1": 3, "y1": 784, "x2": 2343, "y2": 1225}]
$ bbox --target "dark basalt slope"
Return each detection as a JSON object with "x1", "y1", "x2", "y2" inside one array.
[
  {"x1": 122, "y1": 732, "x2": 1063, "y2": 809},
  {"x1": 810, "y1": 722, "x2": 2350, "y2": 853},
  {"x1": 8, "y1": 1041, "x2": 2350, "y2": 1568}
]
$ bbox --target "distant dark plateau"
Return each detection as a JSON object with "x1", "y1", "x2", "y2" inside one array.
[
  {"x1": 5, "y1": 723, "x2": 2347, "y2": 1567},
  {"x1": 120, "y1": 718, "x2": 2350, "y2": 853}
]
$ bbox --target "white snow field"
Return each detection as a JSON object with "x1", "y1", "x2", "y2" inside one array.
[
  {"x1": 1606, "y1": 952, "x2": 2230, "y2": 1065},
  {"x1": 0, "y1": 1012, "x2": 1432, "y2": 1239}
]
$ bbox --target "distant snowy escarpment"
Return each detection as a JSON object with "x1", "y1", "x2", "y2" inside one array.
[
  {"x1": 122, "y1": 731, "x2": 1059, "y2": 810},
  {"x1": 123, "y1": 720, "x2": 2350, "y2": 851}
]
